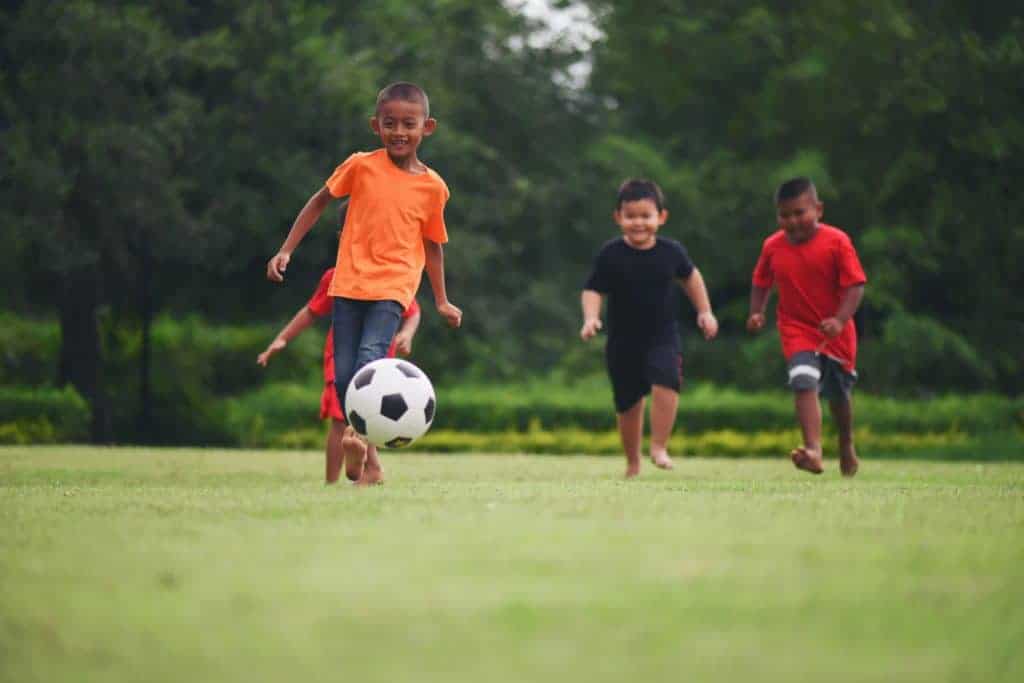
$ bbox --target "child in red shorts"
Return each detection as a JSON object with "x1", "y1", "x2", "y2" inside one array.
[
  {"x1": 747, "y1": 177, "x2": 867, "y2": 477},
  {"x1": 258, "y1": 267, "x2": 420, "y2": 485}
]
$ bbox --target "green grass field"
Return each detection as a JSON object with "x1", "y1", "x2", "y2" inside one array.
[{"x1": 2, "y1": 446, "x2": 1022, "y2": 683}]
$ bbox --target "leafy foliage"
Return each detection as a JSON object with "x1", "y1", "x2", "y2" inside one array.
[{"x1": 2, "y1": 1, "x2": 1022, "y2": 442}]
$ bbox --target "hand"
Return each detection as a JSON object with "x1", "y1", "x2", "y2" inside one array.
[
  {"x1": 819, "y1": 317, "x2": 844, "y2": 338},
  {"x1": 393, "y1": 331, "x2": 413, "y2": 356},
  {"x1": 437, "y1": 301, "x2": 462, "y2": 328},
  {"x1": 697, "y1": 311, "x2": 719, "y2": 340},
  {"x1": 266, "y1": 252, "x2": 291, "y2": 282},
  {"x1": 580, "y1": 317, "x2": 602, "y2": 341},
  {"x1": 746, "y1": 313, "x2": 766, "y2": 333},
  {"x1": 256, "y1": 338, "x2": 287, "y2": 366}
]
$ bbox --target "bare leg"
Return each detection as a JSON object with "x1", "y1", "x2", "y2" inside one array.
[
  {"x1": 829, "y1": 396, "x2": 859, "y2": 477},
  {"x1": 357, "y1": 445, "x2": 384, "y2": 486},
  {"x1": 649, "y1": 384, "x2": 678, "y2": 470},
  {"x1": 617, "y1": 398, "x2": 645, "y2": 478},
  {"x1": 325, "y1": 419, "x2": 346, "y2": 484},
  {"x1": 790, "y1": 390, "x2": 824, "y2": 474},
  {"x1": 341, "y1": 426, "x2": 368, "y2": 482}
]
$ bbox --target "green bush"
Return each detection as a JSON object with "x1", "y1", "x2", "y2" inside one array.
[
  {"x1": 859, "y1": 312, "x2": 995, "y2": 393},
  {"x1": 223, "y1": 382, "x2": 323, "y2": 447},
  {"x1": 435, "y1": 379, "x2": 1022, "y2": 434},
  {"x1": 0, "y1": 313, "x2": 60, "y2": 387},
  {"x1": 261, "y1": 425, "x2": 1020, "y2": 459},
  {"x1": 230, "y1": 378, "x2": 1022, "y2": 450},
  {"x1": 0, "y1": 385, "x2": 90, "y2": 443},
  {"x1": 109, "y1": 314, "x2": 324, "y2": 444}
]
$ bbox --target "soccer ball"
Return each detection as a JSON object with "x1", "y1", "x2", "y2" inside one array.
[{"x1": 344, "y1": 358, "x2": 436, "y2": 448}]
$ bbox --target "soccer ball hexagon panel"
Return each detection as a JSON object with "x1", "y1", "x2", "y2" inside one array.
[{"x1": 344, "y1": 358, "x2": 436, "y2": 448}]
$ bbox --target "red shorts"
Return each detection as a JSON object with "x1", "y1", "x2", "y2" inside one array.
[{"x1": 320, "y1": 382, "x2": 345, "y2": 422}]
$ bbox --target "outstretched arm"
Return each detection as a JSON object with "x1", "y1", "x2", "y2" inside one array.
[
  {"x1": 580, "y1": 290, "x2": 604, "y2": 341},
  {"x1": 819, "y1": 284, "x2": 865, "y2": 338},
  {"x1": 267, "y1": 187, "x2": 333, "y2": 282},
  {"x1": 423, "y1": 239, "x2": 462, "y2": 328},
  {"x1": 747, "y1": 285, "x2": 771, "y2": 333},
  {"x1": 257, "y1": 306, "x2": 317, "y2": 366},
  {"x1": 680, "y1": 268, "x2": 718, "y2": 340}
]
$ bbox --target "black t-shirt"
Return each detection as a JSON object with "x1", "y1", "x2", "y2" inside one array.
[{"x1": 583, "y1": 236, "x2": 695, "y2": 348}]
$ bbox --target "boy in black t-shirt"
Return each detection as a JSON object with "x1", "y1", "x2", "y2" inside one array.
[{"x1": 581, "y1": 179, "x2": 718, "y2": 478}]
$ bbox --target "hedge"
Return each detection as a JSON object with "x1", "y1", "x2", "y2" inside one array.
[
  {"x1": 227, "y1": 378, "x2": 1024, "y2": 437},
  {"x1": 262, "y1": 425, "x2": 1022, "y2": 459},
  {"x1": 0, "y1": 385, "x2": 90, "y2": 444}
]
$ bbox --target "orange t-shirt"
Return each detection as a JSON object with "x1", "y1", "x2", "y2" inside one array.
[{"x1": 324, "y1": 149, "x2": 449, "y2": 308}]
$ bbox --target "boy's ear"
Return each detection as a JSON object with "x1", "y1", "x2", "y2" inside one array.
[
  {"x1": 422, "y1": 117, "x2": 438, "y2": 136},
  {"x1": 612, "y1": 209, "x2": 621, "y2": 224},
  {"x1": 659, "y1": 209, "x2": 670, "y2": 224},
  {"x1": 370, "y1": 116, "x2": 380, "y2": 135},
  {"x1": 816, "y1": 201, "x2": 825, "y2": 219}
]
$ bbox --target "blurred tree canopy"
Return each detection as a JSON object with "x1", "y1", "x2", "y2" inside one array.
[{"x1": 1, "y1": 0, "x2": 1021, "y2": 441}]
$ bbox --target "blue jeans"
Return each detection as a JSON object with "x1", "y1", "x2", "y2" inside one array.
[{"x1": 332, "y1": 297, "x2": 404, "y2": 413}]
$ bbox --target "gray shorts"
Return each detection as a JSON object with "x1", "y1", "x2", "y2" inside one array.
[{"x1": 787, "y1": 351, "x2": 857, "y2": 400}]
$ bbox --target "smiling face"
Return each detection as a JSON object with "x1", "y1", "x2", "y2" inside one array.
[
  {"x1": 776, "y1": 191, "x2": 823, "y2": 244},
  {"x1": 371, "y1": 99, "x2": 436, "y2": 167},
  {"x1": 614, "y1": 198, "x2": 668, "y2": 249}
]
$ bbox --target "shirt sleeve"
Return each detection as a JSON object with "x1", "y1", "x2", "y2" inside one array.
[
  {"x1": 324, "y1": 153, "x2": 364, "y2": 198},
  {"x1": 422, "y1": 177, "x2": 449, "y2": 244},
  {"x1": 403, "y1": 298, "x2": 420, "y2": 319},
  {"x1": 752, "y1": 241, "x2": 774, "y2": 288},
  {"x1": 674, "y1": 242, "x2": 695, "y2": 279},
  {"x1": 307, "y1": 270, "x2": 334, "y2": 317},
  {"x1": 583, "y1": 244, "x2": 612, "y2": 293},
  {"x1": 836, "y1": 233, "x2": 867, "y2": 288}
]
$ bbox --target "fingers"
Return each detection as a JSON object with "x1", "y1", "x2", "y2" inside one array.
[
  {"x1": 442, "y1": 305, "x2": 463, "y2": 328},
  {"x1": 266, "y1": 254, "x2": 289, "y2": 282},
  {"x1": 699, "y1": 314, "x2": 719, "y2": 340},
  {"x1": 256, "y1": 353, "x2": 268, "y2": 367}
]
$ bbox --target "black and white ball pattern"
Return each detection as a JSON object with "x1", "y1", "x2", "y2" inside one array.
[{"x1": 344, "y1": 358, "x2": 436, "y2": 448}]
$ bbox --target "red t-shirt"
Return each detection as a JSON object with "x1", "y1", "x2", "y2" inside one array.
[
  {"x1": 752, "y1": 224, "x2": 867, "y2": 371},
  {"x1": 307, "y1": 268, "x2": 420, "y2": 383}
]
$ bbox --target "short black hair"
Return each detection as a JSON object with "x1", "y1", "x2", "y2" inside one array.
[
  {"x1": 775, "y1": 177, "x2": 818, "y2": 203},
  {"x1": 376, "y1": 82, "x2": 430, "y2": 118},
  {"x1": 616, "y1": 178, "x2": 665, "y2": 211}
]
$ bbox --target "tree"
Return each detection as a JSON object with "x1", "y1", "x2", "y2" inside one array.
[{"x1": 3, "y1": 2, "x2": 212, "y2": 439}]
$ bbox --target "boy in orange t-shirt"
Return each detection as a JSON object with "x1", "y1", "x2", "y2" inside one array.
[
  {"x1": 257, "y1": 268, "x2": 421, "y2": 485},
  {"x1": 266, "y1": 82, "x2": 462, "y2": 480}
]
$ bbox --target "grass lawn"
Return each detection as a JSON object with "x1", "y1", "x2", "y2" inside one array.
[{"x1": 1, "y1": 446, "x2": 1022, "y2": 683}]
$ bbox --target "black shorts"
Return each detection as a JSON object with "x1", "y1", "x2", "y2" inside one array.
[
  {"x1": 787, "y1": 351, "x2": 857, "y2": 400},
  {"x1": 606, "y1": 342, "x2": 683, "y2": 413}
]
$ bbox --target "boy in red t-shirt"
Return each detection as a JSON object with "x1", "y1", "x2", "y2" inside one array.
[
  {"x1": 747, "y1": 177, "x2": 867, "y2": 476},
  {"x1": 257, "y1": 267, "x2": 421, "y2": 485}
]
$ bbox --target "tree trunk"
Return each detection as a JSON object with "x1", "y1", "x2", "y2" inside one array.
[{"x1": 57, "y1": 267, "x2": 111, "y2": 443}]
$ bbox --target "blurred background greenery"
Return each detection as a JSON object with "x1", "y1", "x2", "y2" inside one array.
[{"x1": 1, "y1": 1, "x2": 1021, "y2": 446}]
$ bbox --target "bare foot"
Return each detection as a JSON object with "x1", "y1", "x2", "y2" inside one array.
[
  {"x1": 355, "y1": 467, "x2": 384, "y2": 487},
  {"x1": 839, "y1": 444, "x2": 859, "y2": 477},
  {"x1": 790, "y1": 446, "x2": 824, "y2": 474},
  {"x1": 341, "y1": 427, "x2": 367, "y2": 482},
  {"x1": 650, "y1": 450, "x2": 675, "y2": 470},
  {"x1": 625, "y1": 461, "x2": 641, "y2": 479}
]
